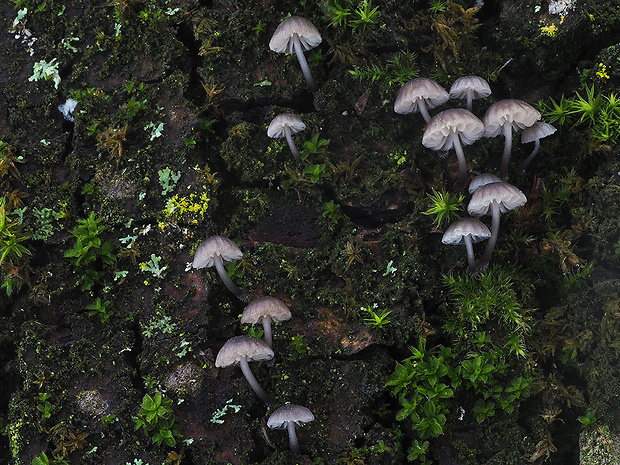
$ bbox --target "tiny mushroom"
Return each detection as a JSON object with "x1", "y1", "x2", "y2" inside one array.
[
  {"x1": 267, "y1": 403, "x2": 315, "y2": 455},
  {"x1": 193, "y1": 235, "x2": 247, "y2": 301},
  {"x1": 422, "y1": 108, "x2": 484, "y2": 190},
  {"x1": 394, "y1": 78, "x2": 450, "y2": 123},
  {"x1": 268, "y1": 113, "x2": 306, "y2": 165},
  {"x1": 520, "y1": 121, "x2": 557, "y2": 172},
  {"x1": 215, "y1": 335, "x2": 275, "y2": 405},
  {"x1": 442, "y1": 217, "x2": 491, "y2": 272},
  {"x1": 483, "y1": 99, "x2": 541, "y2": 180},
  {"x1": 449, "y1": 75, "x2": 492, "y2": 112},
  {"x1": 269, "y1": 16, "x2": 322, "y2": 91},
  {"x1": 467, "y1": 181, "x2": 527, "y2": 269},
  {"x1": 241, "y1": 296, "x2": 292, "y2": 348}
]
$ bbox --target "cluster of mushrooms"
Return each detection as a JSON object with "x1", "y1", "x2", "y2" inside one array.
[
  {"x1": 189, "y1": 14, "x2": 561, "y2": 457},
  {"x1": 394, "y1": 76, "x2": 556, "y2": 271},
  {"x1": 192, "y1": 235, "x2": 315, "y2": 455}
]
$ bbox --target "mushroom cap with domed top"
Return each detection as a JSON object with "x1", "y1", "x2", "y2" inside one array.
[
  {"x1": 269, "y1": 17, "x2": 322, "y2": 54},
  {"x1": 267, "y1": 404, "x2": 315, "y2": 429},
  {"x1": 483, "y1": 99, "x2": 541, "y2": 138},
  {"x1": 422, "y1": 108, "x2": 484, "y2": 151},
  {"x1": 467, "y1": 181, "x2": 527, "y2": 217},
  {"x1": 521, "y1": 121, "x2": 556, "y2": 144},
  {"x1": 449, "y1": 75, "x2": 492, "y2": 102},
  {"x1": 394, "y1": 78, "x2": 449, "y2": 115},
  {"x1": 267, "y1": 114, "x2": 306, "y2": 139},
  {"x1": 442, "y1": 217, "x2": 491, "y2": 246},
  {"x1": 241, "y1": 296, "x2": 292, "y2": 325},
  {"x1": 215, "y1": 335, "x2": 274, "y2": 368},
  {"x1": 192, "y1": 236, "x2": 243, "y2": 269}
]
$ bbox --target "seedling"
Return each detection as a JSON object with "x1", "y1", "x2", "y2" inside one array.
[
  {"x1": 423, "y1": 189, "x2": 464, "y2": 228},
  {"x1": 86, "y1": 298, "x2": 113, "y2": 323}
]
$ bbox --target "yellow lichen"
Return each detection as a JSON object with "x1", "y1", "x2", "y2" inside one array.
[
  {"x1": 596, "y1": 63, "x2": 610, "y2": 80},
  {"x1": 540, "y1": 23, "x2": 558, "y2": 37},
  {"x1": 163, "y1": 187, "x2": 211, "y2": 224}
]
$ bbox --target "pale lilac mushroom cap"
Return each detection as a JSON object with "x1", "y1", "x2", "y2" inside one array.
[
  {"x1": 449, "y1": 75, "x2": 492, "y2": 111},
  {"x1": 268, "y1": 113, "x2": 306, "y2": 165},
  {"x1": 422, "y1": 108, "x2": 484, "y2": 189},
  {"x1": 442, "y1": 217, "x2": 491, "y2": 272},
  {"x1": 467, "y1": 181, "x2": 527, "y2": 269},
  {"x1": 269, "y1": 17, "x2": 322, "y2": 91},
  {"x1": 193, "y1": 235, "x2": 247, "y2": 301},
  {"x1": 241, "y1": 296, "x2": 292, "y2": 348},
  {"x1": 215, "y1": 335, "x2": 275, "y2": 404},
  {"x1": 267, "y1": 403, "x2": 315, "y2": 455},
  {"x1": 483, "y1": 99, "x2": 541, "y2": 179},
  {"x1": 394, "y1": 78, "x2": 450, "y2": 123},
  {"x1": 468, "y1": 173, "x2": 502, "y2": 195},
  {"x1": 520, "y1": 122, "x2": 557, "y2": 172}
]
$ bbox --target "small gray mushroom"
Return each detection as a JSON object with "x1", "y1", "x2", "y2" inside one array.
[
  {"x1": 241, "y1": 296, "x2": 292, "y2": 348},
  {"x1": 520, "y1": 122, "x2": 557, "y2": 172},
  {"x1": 193, "y1": 235, "x2": 247, "y2": 301},
  {"x1": 267, "y1": 403, "x2": 314, "y2": 454},
  {"x1": 449, "y1": 75, "x2": 492, "y2": 112},
  {"x1": 215, "y1": 335, "x2": 275, "y2": 405},
  {"x1": 483, "y1": 99, "x2": 540, "y2": 180},
  {"x1": 269, "y1": 17, "x2": 322, "y2": 92},
  {"x1": 394, "y1": 78, "x2": 449, "y2": 123},
  {"x1": 442, "y1": 217, "x2": 491, "y2": 272},
  {"x1": 267, "y1": 114, "x2": 306, "y2": 164},
  {"x1": 468, "y1": 181, "x2": 527, "y2": 269}
]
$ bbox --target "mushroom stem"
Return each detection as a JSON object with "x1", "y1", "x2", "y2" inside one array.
[
  {"x1": 463, "y1": 235, "x2": 476, "y2": 273},
  {"x1": 465, "y1": 92, "x2": 473, "y2": 112},
  {"x1": 418, "y1": 101, "x2": 431, "y2": 123},
  {"x1": 499, "y1": 124, "x2": 513, "y2": 180},
  {"x1": 262, "y1": 315, "x2": 274, "y2": 348},
  {"x1": 450, "y1": 132, "x2": 468, "y2": 191},
  {"x1": 287, "y1": 422, "x2": 300, "y2": 455},
  {"x1": 214, "y1": 257, "x2": 247, "y2": 302},
  {"x1": 520, "y1": 140, "x2": 540, "y2": 172},
  {"x1": 284, "y1": 127, "x2": 302, "y2": 165},
  {"x1": 239, "y1": 356, "x2": 274, "y2": 405},
  {"x1": 292, "y1": 33, "x2": 317, "y2": 92},
  {"x1": 477, "y1": 201, "x2": 500, "y2": 270}
]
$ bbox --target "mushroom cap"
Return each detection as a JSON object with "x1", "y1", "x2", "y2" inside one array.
[
  {"x1": 394, "y1": 78, "x2": 449, "y2": 115},
  {"x1": 215, "y1": 335, "x2": 274, "y2": 368},
  {"x1": 422, "y1": 108, "x2": 485, "y2": 151},
  {"x1": 483, "y1": 99, "x2": 541, "y2": 138},
  {"x1": 269, "y1": 17, "x2": 322, "y2": 54},
  {"x1": 467, "y1": 181, "x2": 527, "y2": 217},
  {"x1": 241, "y1": 296, "x2": 292, "y2": 325},
  {"x1": 442, "y1": 217, "x2": 491, "y2": 245},
  {"x1": 267, "y1": 114, "x2": 306, "y2": 138},
  {"x1": 521, "y1": 121, "x2": 557, "y2": 144},
  {"x1": 468, "y1": 173, "x2": 502, "y2": 194},
  {"x1": 449, "y1": 75, "x2": 492, "y2": 101},
  {"x1": 193, "y1": 236, "x2": 243, "y2": 269},
  {"x1": 267, "y1": 404, "x2": 315, "y2": 429}
]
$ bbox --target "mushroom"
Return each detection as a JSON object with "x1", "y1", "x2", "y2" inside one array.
[
  {"x1": 394, "y1": 78, "x2": 450, "y2": 123},
  {"x1": 449, "y1": 75, "x2": 492, "y2": 112},
  {"x1": 269, "y1": 16, "x2": 322, "y2": 92},
  {"x1": 467, "y1": 181, "x2": 527, "y2": 269},
  {"x1": 468, "y1": 173, "x2": 502, "y2": 195},
  {"x1": 267, "y1": 114, "x2": 306, "y2": 164},
  {"x1": 215, "y1": 335, "x2": 275, "y2": 405},
  {"x1": 442, "y1": 217, "x2": 491, "y2": 272},
  {"x1": 483, "y1": 99, "x2": 541, "y2": 180},
  {"x1": 241, "y1": 296, "x2": 292, "y2": 348},
  {"x1": 520, "y1": 122, "x2": 557, "y2": 172},
  {"x1": 192, "y1": 235, "x2": 247, "y2": 301},
  {"x1": 422, "y1": 108, "x2": 484, "y2": 190},
  {"x1": 267, "y1": 403, "x2": 315, "y2": 454}
]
